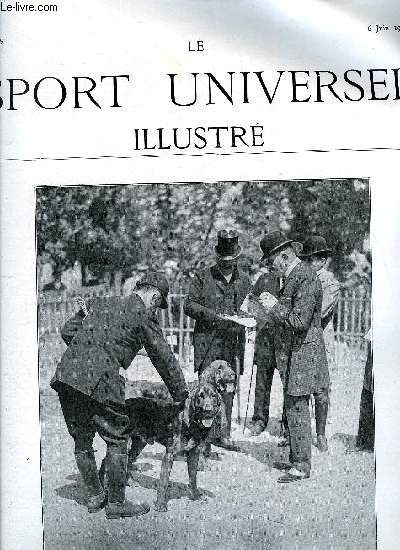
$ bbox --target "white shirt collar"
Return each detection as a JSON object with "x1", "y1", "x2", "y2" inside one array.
[
  {"x1": 284, "y1": 257, "x2": 301, "y2": 278},
  {"x1": 223, "y1": 272, "x2": 233, "y2": 283}
]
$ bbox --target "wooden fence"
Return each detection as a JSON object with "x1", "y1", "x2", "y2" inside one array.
[{"x1": 38, "y1": 285, "x2": 371, "y2": 368}]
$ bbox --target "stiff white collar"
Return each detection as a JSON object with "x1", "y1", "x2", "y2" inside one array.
[{"x1": 284, "y1": 257, "x2": 301, "y2": 278}]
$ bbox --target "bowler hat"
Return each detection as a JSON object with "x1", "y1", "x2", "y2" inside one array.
[
  {"x1": 136, "y1": 271, "x2": 169, "y2": 308},
  {"x1": 215, "y1": 230, "x2": 242, "y2": 260},
  {"x1": 260, "y1": 231, "x2": 294, "y2": 261},
  {"x1": 301, "y1": 236, "x2": 332, "y2": 258}
]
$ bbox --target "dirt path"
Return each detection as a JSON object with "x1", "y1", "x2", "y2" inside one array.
[{"x1": 40, "y1": 346, "x2": 375, "y2": 549}]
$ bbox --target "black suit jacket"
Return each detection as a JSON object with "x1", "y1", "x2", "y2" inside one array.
[{"x1": 51, "y1": 294, "x2": 187, "y2": 406}]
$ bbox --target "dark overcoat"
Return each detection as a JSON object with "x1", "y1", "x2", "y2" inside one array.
[
  {"x1": 267, "y1": 261, "x2": 329, "y2": 396},
  {"x1": 252, "y1": 272, "x2": 280, "y2": 369},
  {"x1": 184, "y1": 265, "x2": 251, "y2": 374},
  {"x1": 50, "y1": 294, "x2": 187, "y2": 406}
]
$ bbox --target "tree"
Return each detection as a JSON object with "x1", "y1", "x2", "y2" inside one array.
[
  {"x1": 286, "y1": 179, "x2": 370, "y2": 280},
  {"x1": 36, "y1": 179, "x2": 370, "y2": 287},
  {"x1": 36, "y1": 186, "x2": 142, "y2": 284}
]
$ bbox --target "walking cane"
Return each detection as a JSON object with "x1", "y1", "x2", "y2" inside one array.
[
  {"x1": 235, "y1": 354, "x2": 241, "y2": 423},
  {"x1": 242, "y1": 325, "x2": 257, "y2": 431},
  {"x1": 243, "y1": 360, "x2": 255, "y2": 434}
]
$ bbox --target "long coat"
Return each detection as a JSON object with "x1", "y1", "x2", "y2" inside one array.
[
  {"x1": 51, "y1": 294, "x2": 187, "y2": 406},
  {"x1": 267, "y1": 261, "x2": 329, "y2": 396},
  {"x1": 318, "y1": 267, "x2": 340, "y2": 368},
  {"x1": 184, "y1": 265, "x2": 251, "y2": 374},
  {"x1": 252, "y1": 272, "x2": 280, "y2": 369}
]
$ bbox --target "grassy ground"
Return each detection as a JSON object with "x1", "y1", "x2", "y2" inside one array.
[{"x1": 40, "y1": 336, "x2": 375, "y2": 549}]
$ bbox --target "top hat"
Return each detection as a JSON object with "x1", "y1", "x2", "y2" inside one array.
[
  {"x1": 260, "y1": 231, "x2": 294, "y2": 261},
  {"x1": 300, "y1": 236, "x2": 332, "y2": 258},
  {"x1": 136, "y1": 271, "x2": 169, "y2": 309},
  {"x1": 214, "y1": 230, "x2": 242, "y2": 260}
]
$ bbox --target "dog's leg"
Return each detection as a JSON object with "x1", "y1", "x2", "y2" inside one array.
[
  {"x1": 126, "y1": 436, "x2": 147, "y2": 485},
  {"x1": 220, "y1": 397, "x2": 229, "y2": 439},
  {"x1": 187, "y1": 446, "x2": 206, "y2": 501},
  {"x1": 154, "y1": 443, "x2": 175, "y2": 512}
]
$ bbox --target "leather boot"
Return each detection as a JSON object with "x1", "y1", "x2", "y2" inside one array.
[
  {"x1": 315, "y1": 399, "x2": 329, "y2": 452},
  {"x1": 98, "y1": 457, "x2": 107, "y2": 495},
  {"x1": 105, "y1": 451, "x2": 150, "y2": 519},
  {"x1": 75, "y1": 450, "x2": 106, "y2": 513}
]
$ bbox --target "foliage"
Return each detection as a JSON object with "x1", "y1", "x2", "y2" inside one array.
[{"x1": 36, "y1": 179, "x2": 370, "y2": 285}]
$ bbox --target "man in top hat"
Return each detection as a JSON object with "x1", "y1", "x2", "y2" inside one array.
[
  {"x1": 184, "y1": 230, "x2": 251, "y2": 449},
  {"x1": 257, "y1": 231, "x2": 329, "y2": 482},
  {"x1": 51, "y1": 271, "x2": 188, "y2": 519},
  {"x1": 301, "y1": 235, "x2": 340, "y2": 452}
]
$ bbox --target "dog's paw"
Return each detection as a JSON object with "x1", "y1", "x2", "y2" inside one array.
[
  {"x1": 189, "y1": 489, "x2": 207, "y2": 502},
  {"x1": 126, "y1": 475, "x2": 140, "y2": 488},
  {"x1": 154, "y1": 500, "x2": 168, "y2": 512}
]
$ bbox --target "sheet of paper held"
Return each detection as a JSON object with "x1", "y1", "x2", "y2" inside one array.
[
  {"x1": 219, "y1": 313, "x2": 257, "y2": 328},
  {"x1": 240, "y1": 293, "x2": 271, "y2": 321}
]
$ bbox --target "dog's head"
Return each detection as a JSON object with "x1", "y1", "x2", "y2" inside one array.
[
  {"x1": 209, "y1": 360, "x2": 236, "y2": 395},
  {"x1": 189, "y1": 383, "x2": 220, "y2": 429}
]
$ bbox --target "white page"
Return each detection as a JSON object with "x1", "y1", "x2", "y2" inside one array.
[{"x1": 1, "y1": 1, "x2": 399, "y2": 548}]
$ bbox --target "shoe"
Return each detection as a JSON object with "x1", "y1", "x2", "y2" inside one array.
[
  {"x1": 249, "y1": 421, "x2": 265, "y2": 437},
  {"x1": 105, "y1": 451, "x2": 150, "y2": 519},
  {"x1": 278, "y1": 468, "x2": 310, "y2": 484},
  {"x1": 87, "y1": 491, "x2": 107, "y2": 514},
  {"x1": 316, "y1": 435, "x2": 328, "y2": 452},
  {"x1": 106, "y1": 500, "x2": 150, "y2": 519},
  {"x1": 273, "y1": 461, "x2": 292, "y2": 471},
  {"x1": 213, "y1": 438, "x2": 240, "y2": 452},
  {"x1": 277, "y1": 437, "x2": 289, "y2": 448}
]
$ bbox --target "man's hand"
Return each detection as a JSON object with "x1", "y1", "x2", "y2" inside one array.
[
  {"x1": 173, "y1": 389, "x2": 189, "y2": 410},
  {"x1": 76, "y1": 296, "x2": 88, "y2": 316},
  {"x1": 259, "y1": 292, "x2": 278, "y2": 311}
]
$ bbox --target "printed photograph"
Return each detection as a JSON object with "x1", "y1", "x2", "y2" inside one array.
[{"x1": 36, "y1": 179, "x2": 373, "y2": 549}]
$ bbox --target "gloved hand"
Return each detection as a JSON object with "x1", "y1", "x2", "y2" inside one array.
[
  {"x1": 259, "y1": 291, "x2": 278, "y2": 311},
  {"x1": 76, "y1": 296, "x2": 89, "y2": 317}
]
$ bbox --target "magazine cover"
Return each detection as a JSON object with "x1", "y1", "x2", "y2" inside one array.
[{"x1": 1, "y1": 1, "x2": 400, "y2": 549}]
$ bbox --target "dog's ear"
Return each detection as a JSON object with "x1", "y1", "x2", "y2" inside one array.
[{"x1": 214, "y1": 391, "x2": 222, "y2": 411}]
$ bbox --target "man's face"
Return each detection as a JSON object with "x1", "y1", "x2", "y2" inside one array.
[
  {"x1": 149, "y1": 290, "x2": 163, "y2": 315},
  {"x1": 266, "y1": 249, "x2": 288, "y2": 276},
  {"x1": 307, "y1": 255, "x2": 327, "y2": 272},
  {"x1": 216, "y1": 256, "x2": 236, "y2": 273}
]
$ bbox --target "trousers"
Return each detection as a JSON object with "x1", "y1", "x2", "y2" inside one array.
[
  {"x1": 253, "y1": 357, "x2": 288, "y2": 433},
  {"x1": 57, "y1": 384, "x2": 130, "y2": 454},
  {"x1": 285, "y1": 394, "x2": 312, "y2": 476},
  {"x1": 313, "y1": 388, "x2": 329, "y2": 436}
]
